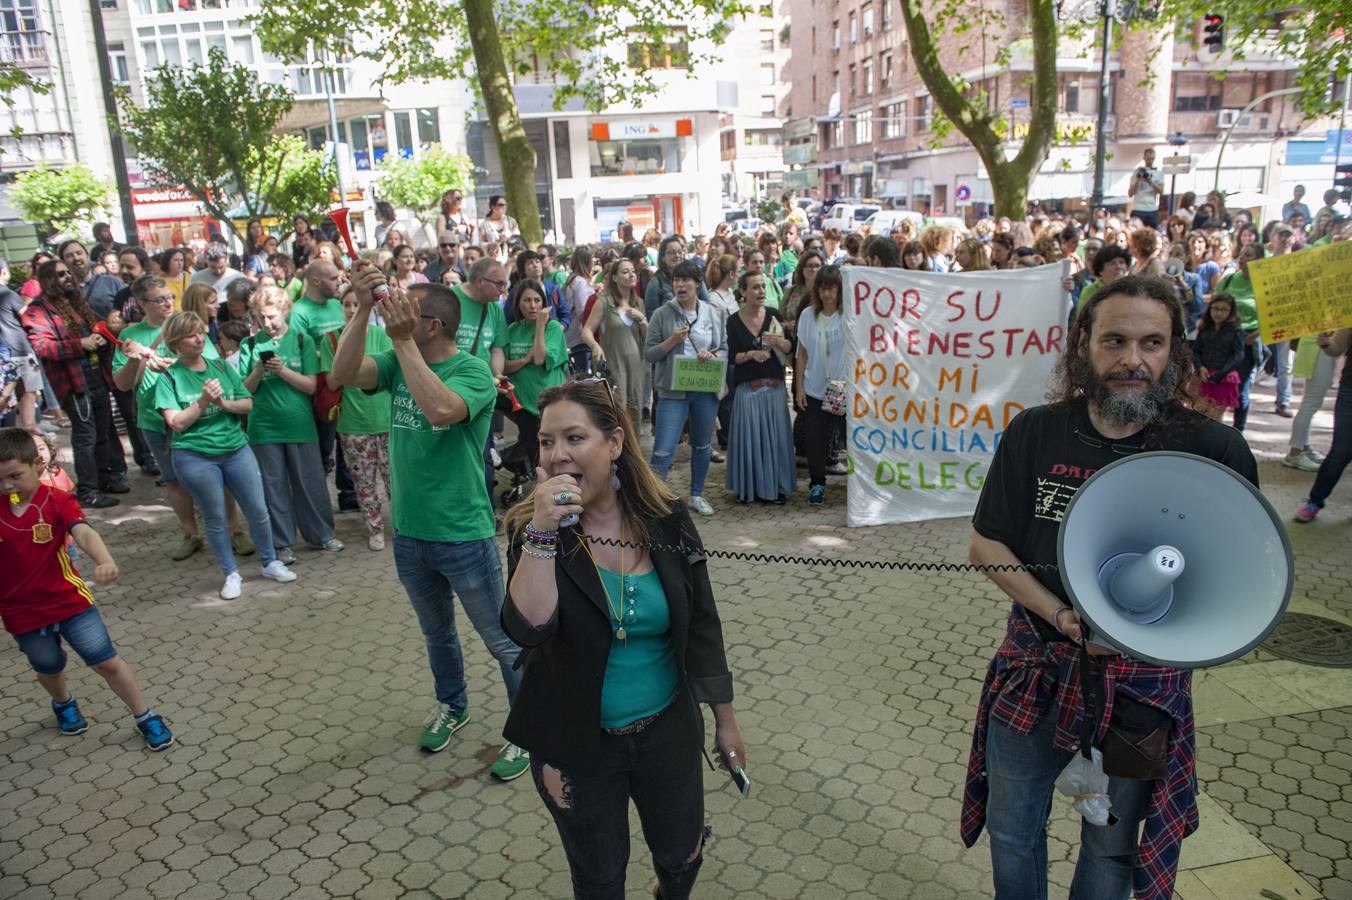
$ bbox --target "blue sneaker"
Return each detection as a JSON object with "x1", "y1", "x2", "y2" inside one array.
[
  {"x1": 808, "y1": 484, "x2": 826, "y2": 506},
  {"x1": 137, "y1": 713, "x2": 174, "y2": 751},
  {"x1": 52, "y1": 697, "x2": 87, "y2": 735}
]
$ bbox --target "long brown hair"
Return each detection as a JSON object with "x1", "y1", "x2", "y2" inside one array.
[
  {"x1": 503, "y1": 381, "x2": 676, "y2": 544},
  {"x1": 36, "y1": 260, "x2": 98, "y2": 331}
]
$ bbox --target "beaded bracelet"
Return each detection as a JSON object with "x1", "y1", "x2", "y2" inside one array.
[
  {"x1": 525, "y1": 523, "x2": 559, "y2": 544},
  {"x1": 521, "y1": 543, "x2": 556, "y2": 561}
]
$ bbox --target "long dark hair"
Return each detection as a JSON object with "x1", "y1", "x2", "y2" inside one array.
[
  {"x1": 36, "y1": 260, "x2": 98, "y2": 331},
  {"x1": 1049, "y1": 275, "x2": 1199, "y2": 430},
  {"x1": 503, "y1": 381, "x2": 677, "y2": 544}
]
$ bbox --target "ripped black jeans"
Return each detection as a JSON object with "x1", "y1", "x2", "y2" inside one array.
[{"x1": 530, "y1": 700, "x2": 708, "y2": 900}]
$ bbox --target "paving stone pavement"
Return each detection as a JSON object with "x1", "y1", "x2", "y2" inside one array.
[{"x1": 1, "y1": 381, "x2": 1349, "y2": 899}]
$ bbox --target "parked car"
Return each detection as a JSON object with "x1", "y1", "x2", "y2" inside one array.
[
  {"x1": 862, "y1": 210, "x2": 925, "y2": 238},
  {"x1": 735, "y1": 217, "x2": 764, "y2": 235},
  {"x1": 820, "y1": 203, "x2": 881, "y2": 234}
]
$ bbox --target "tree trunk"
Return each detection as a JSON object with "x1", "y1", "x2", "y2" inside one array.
[
  {"x1": 463, "y1": 0, "x2": 543, "y2": 248},
  {"x1": 989, "y1": 163, "x2": 1031, "y2": 219}
]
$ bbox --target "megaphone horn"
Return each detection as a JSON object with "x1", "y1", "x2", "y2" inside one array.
[{"x1": 1057, "y1": 451, "x2": 1293, "y2": 669}]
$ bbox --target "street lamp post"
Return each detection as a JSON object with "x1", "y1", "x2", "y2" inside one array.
[{"x1": 1166, "y1": 130, "x2": 1187, "y2": 215}]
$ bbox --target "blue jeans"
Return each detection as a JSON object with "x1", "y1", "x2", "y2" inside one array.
[
  {"x1": 14, "y1": 606, "x2": 117, "y2": 674},
  {"x1": 1308, "y1": 381, "x2": 1352, "y2": 508},
  {"x1": 392, "y1": 534, "x2": 521, "y2": 712},
  {"x1": 173, "y1": 445, "x2": 277, "y2": 574},
  {"x1": 985, "y1": 711, "x2": 1153, "y2": 900},
  {"x1": 650, "y1": 391, "x2": 719, "y2": 496}
]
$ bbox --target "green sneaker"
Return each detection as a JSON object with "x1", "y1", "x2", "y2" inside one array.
[
  {"x1": 490, "y1": 742, "x2": 530, "y2": 781},
  {"x1": 420, "y1": 703, "x2": 470, "y2": 752}
]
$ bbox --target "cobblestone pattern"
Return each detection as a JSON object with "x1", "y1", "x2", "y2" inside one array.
[
  {"x1": 0, "y1": 384, "x2": 1347, "y2": 899},
  {"x1": 1196, "y1": 709, "x2": 1352, "y2": 900}
]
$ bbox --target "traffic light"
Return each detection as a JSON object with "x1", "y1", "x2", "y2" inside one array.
[
  {"x1": 1202, "y1": 14, "x2": 1225, "y2": 51},
  {"x1": 1336, "y1": 162, "x2": 1352, "y2": 204}
]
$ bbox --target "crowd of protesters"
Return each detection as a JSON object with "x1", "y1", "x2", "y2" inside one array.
[{"x1": 1, "y1": 172, "x2": 1349, "y2": 898}]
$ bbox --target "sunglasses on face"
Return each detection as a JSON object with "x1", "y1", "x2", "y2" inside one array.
[{"x1": 440, "y1": 243, "x2": 458, "y2": 249}]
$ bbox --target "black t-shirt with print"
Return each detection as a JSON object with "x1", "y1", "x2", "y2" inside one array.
[{"x1": 973, "y1": 399, "x2": 1258, "y2": 611}]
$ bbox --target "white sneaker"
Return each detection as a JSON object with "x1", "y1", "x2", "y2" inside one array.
[
  {"x1": 220, "y1": 572, "x2": 242, "y2": 600},
  {"x1": 825, "y1": 461, "x2": 849, "y2": 475},
  {"x1": 1281, "y1": 453, "x2": 1321, "y2": 472},
  {"x1": 260, "y1": 560, "x2": 298, "y2": 583},
  {"x1": 313, "y1": 538, "x2": 345, "y2": 552},
  {"x1": 689, "y1": 495, "x2": 714, "y2": 516}
]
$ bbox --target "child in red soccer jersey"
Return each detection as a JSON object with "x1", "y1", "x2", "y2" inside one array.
[{"x1": 0, "y1": 428, "x2": 172, "y2": 750}]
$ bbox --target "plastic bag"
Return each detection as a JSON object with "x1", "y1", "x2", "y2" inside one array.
[{"x1": 1055, "y1": 747, "x2": 1113, "y2": 827}]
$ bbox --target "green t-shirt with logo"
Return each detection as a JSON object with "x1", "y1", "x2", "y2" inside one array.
[
  {"x1": 152, "y1": 357, "x2": 249, "y2": 456},
  {"x1": 320, "y1": 325, "x2": 393, "y2": 436},
  {"x1": 236, "y1": 328, "x2": 320, "y2": 445},
  {"x1": 373, "y1": 348, "x2": 496, "y2": 542},
  {"x1": 504, "y1": 319, "x2": 568, "y2": 415},
  {"x1": 288, "y1": 296, "x2": 345, "y2": 366},
  {"x1": 451, "y1": 285, "x2": 508, "y2": 364},
  {"x1": 112, "y1": 321, "x2": 219, "y2": 434}
]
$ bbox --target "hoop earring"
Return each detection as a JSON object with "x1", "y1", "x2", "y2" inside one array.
[{"x1": 610, "y1": 462, "x2": 621, "y2": 492}]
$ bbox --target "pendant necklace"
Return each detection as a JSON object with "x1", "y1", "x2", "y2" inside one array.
[
  {"x1": 581, "y1": 524, "x2": 630, "y2": 645},
  {"x1": 2, "y1": 489, "x2": 54, "y2": 544}
]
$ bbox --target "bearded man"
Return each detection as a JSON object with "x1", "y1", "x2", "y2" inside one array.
[
  {"x1": 22, "y1": 260, "x2": 127, "y2": 507},
  {"x1": 959, "y1": 276, "x2": 1258, "y2": 900}
]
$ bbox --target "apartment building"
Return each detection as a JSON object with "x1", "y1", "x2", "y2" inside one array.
[
  {"x1": 0, "y1": 0, "x2": 123, "y2": 245},
  {"x1": 718, "y1": 3, "x2": 792, "y2": 205},
  {"x1": 97, "y1": 0, "x2": 472, "y2": 249},
  {"x1": 784, "y1": 0, "x2": 1343, "y2": 219}
]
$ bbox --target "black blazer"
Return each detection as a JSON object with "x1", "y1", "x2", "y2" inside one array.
[{"x1": 501, "y1": 502, "x2": 735, "y2": 769}]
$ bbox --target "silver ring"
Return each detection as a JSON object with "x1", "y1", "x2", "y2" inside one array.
[
  {"x1": 727, "y1": 750, "x2": 737, "y2": 758},
  {"x1": 554, "y1": 491, "x2": 573, "y2": 505}
]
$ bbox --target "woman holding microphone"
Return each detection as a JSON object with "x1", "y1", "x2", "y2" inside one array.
[{"x1": 502, "y1": 380, "x2": 745, "y2": 900}]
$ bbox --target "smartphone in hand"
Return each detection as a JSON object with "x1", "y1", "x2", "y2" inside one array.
[{"x1": 720, "y1": 749, "x2": 751, "y2": 798}]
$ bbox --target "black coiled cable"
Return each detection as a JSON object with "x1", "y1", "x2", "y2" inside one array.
[{"x1": 580, "y1": 534, "x2": 1059, "y2": 574}]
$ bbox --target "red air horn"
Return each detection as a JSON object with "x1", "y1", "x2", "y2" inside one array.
[
  {"x1": 328, "y1": 207, "x2": 389, "y2": 301},
  {"x1": 500, "y1": 378, "x2": 524, "y2": 413},
  {"x1": 92, "y1": 322, "x2": 122, "y2": 347}
]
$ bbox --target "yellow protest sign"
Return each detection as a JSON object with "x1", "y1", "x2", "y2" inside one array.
[{"x1": 1249, "y1": 240, "x2": 1352, "y2": 344}]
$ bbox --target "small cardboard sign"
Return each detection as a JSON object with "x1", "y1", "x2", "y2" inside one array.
[{"x1": 671, "y1": 357, "x2": 727, "y2": 393}]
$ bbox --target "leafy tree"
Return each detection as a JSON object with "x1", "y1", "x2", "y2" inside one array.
[
  {"x1": 1149, "y1": 0, "x2": 1351, "y2": 119},
  {"x1": 113, "y1": 48, "x2": 323, "y2": 241},
  {"x1": 253, "y1": 0, "x2": 747, "y2": 247},
  {"x1": 898, "y1": 0, "x2": 1059, "y2": 217},
  {"x1": 269, "y1": 135, "x2": 339, "y2": 223},
  {"x1": 374, "y1": 146, "x2": 477, "y2": 238},
  {"x1": 10, "y1": 164, "x2": 112, "y2": 237}
]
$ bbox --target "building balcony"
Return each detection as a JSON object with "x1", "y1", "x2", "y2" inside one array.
[{"x1": 0, "y1": 130, "x2": 76, "y2": 169}]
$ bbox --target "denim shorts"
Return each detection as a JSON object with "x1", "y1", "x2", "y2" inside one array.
[
  {"x1": 141, "y1": 428, "x2": 177, "y2": 483},
  {"x1": 13, "y1": 606, "x2": 118, "y2": 675}
]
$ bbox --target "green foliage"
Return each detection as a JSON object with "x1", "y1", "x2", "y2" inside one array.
[
  {"x1": 113, "y1": 48, "x2": 299, "y2": 239},
  {"x1": 0, "y1": 65, "x2": 50, "y2": 138},
  {"x1": 1147, "y1": 0, "x2": 1351, "y2": 118},
  {"x1": 252, "y1": 0, "x2": 751, "y2": 114},
  {"x1": 10, "y1": 164, "x2": 112, "y2": 236},
  {"x1": 268, "y1": 135, "x2": 337, "y2": 221},
  {"x1": 756, "y1": 200, "x2": 781, "y2": 223},
  {"x1": 374, "y1": 146, "x2": 476, "y2": 222}
]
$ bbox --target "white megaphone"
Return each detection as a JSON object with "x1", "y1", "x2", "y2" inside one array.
[{"x1": 1057, "y1": 451, "x2": 1293, "y2": 669}]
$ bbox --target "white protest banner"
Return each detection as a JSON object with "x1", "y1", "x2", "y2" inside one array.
[{"x1": 842, "y1": 263, "x2": 1067, "y2": 526}]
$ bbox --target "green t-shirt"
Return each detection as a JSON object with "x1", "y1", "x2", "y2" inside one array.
[
  {"x1": 772, "y1": 249, "x2": 798, "y2": 285},
  {"x1": 764, "y1": 277, "x2": 784, "y2": 311},
  {"x1": 548, "y1": 270, "x2": 568, "y2": 288},
  {"x1": 288, "y1": 296, "x2": 345, "y2": 365},
  {"x1": 152, "y1": 357, "x2": 249, "y2": 456},
  {"x1": 450, "y1": 285, "x2": 508, "y2": 364},
  {"x1": 373, "y1": 348, "x2": 497, "y2": 542},
  {"x1": 1217, "y1": 270, "x2": 1258, "y2": 331},
  {"x1": 1077, "y1": 278, "x2": 1103, "y2": 311},
  {"x1": 504, "y1": 319, "x2": 569, "y2": 415},
  {"x1": 320, "y1": 325, "x2": 393, "y2": 435},
  {"x1": 236, "y1": 328, "x2": 320, "y2": 445},
  {"x1": 112, "y1": 321, "x2": 219, "y2": 434},
  {"x1": 282, "y1": 278, "x2": 304, "y2": 303}
]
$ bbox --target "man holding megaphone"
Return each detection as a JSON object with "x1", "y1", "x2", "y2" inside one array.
[{"x1": 959, "y1": 276, "x2": 1259, "y2": 900}]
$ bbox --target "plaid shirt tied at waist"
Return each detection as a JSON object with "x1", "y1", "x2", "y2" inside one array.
[{"x1": 960, "y1": 607, "x2": 1198, "y2": 900}]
